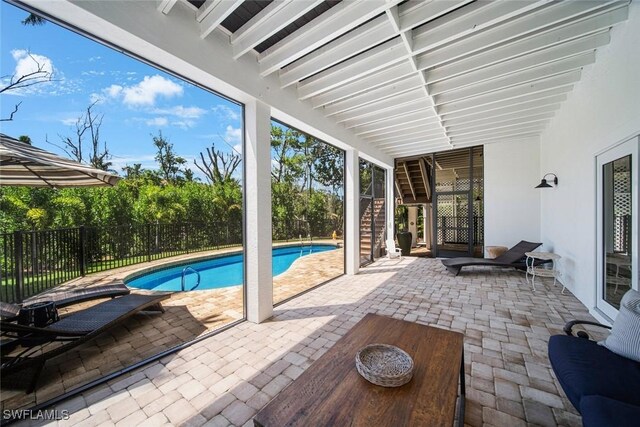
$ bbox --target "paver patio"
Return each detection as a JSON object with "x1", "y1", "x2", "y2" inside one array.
[
  {"x1": 1, "y1": 243, "x2": 344, "y2": 412},
  {"x1": 11, "y1": 256, "x2": 600, "y2": 426}
]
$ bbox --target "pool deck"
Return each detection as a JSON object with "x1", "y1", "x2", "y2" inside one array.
[{"x1": 1, "y1": 241, "x2": 344, "y2": 412}]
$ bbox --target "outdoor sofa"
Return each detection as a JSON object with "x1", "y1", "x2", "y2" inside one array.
[
  {"x1": 548, "y1": 290, "x2": 640, "y2": 427},
  {"x1": 441, "y1": 240, "x2": 542, "y2": 276},
  {"x1": 1, "y1": 292, "x2": 169, "y2": 392}
]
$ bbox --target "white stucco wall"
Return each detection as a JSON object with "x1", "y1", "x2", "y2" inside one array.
[
  {"x1": 539, "y1": 4, "x2": 640, "y2": 312},
  {"x1": 484, "y1": 139, "x2": 541, "y2": 254}
]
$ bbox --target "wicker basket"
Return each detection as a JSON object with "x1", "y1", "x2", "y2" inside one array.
[{"x1": 355, "y1": 344, "x2": 414, "y2": 387}]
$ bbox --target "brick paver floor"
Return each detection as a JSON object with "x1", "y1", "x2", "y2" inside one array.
[
  {"x1": 12, "y1": 256, "x2": 598, "y2": 426},
  {"x1": 1, "y1": 243, "x2": 344, "y2": 412}
]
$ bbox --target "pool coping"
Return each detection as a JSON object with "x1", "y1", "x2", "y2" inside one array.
[{"x1": 123, "y1": 241, "x2": 340, "y2": 286}]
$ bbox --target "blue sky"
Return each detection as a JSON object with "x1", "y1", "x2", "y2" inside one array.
[{"x1": 0, "y1": 1, "x2": 243, "y2": 179}]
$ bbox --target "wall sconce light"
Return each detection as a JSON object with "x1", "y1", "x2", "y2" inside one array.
[{"x1": 535, "y1": 173, "x2": 558, "y2": 188}]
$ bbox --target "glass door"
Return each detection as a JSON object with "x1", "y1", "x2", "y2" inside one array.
[{"x1": 596, "y1": 135, "x2": 639, "y2": 319}]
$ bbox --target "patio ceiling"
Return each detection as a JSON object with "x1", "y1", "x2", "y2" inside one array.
[{"x1": 168, "y1": 0, "x2": 629, "y2": 158}]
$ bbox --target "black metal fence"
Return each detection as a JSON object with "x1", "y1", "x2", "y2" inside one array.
[{"x1": 0, "y1": 221, "x2": 242, "y2": 303}]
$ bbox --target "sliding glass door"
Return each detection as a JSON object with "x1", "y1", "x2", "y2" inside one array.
[{"x1": 596, "y1": 135, "x2": 639, "y2": 319}]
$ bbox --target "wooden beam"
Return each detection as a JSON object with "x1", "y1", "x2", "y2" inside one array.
[
  {"x1": 428, "y1": 32, "x2": 610, "y2": 96},
  {"x1": 419, "y1": 158, "x2": 431, "y2": 201},
  {"x1": 232, "y1": 0, "x2": 323, "y2": 59},
  {"x1": 198, "y1": 0, "x2": 244, "y2": 39},
  {"x1": 259, "y1": 0, "x2": 398, "y2": 76},
  {"x1": 434, "y1": 53, "x2": 595, "y2": 106},
  {"x1": 403, "y1": 162, "x2": 416, "y2": 201},
  {"x1": 157, "y1": 0, "x2": 178, "y2": 15},
  {"x1": 436, "y1": 71, "x2": 581, "y2": 116}
]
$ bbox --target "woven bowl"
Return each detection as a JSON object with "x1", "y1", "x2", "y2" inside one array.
[{"x1": 355, "y1": 344, "x2": 414, "y2": 387}]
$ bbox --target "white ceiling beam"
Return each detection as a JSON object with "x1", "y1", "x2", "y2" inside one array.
[
  {"x1": 279, "y1": 15, "x2": 395, "y2": 88},
  {"x1": 386, "y1": 138, "x2": 451, "y2": 152},
  {"x1": 446, "y1": 114, "x2": 555, "y2": 136},
  {"x1": 417, "y1": 1, "x2": 625, "y2": 70},
  {"x1": 365, "y1": 127, "x2": 445, "y2": 147},
  {"x1": 434, "y1": 52, "x2": 595, "y2": 106},
  {"x1": 398, "y1": 0, "x2": 474, "y2": 32},
  {"x1": 448, "y1": 124, "x2": 547, "y2": 141},
  {"x1": 411, "y1": 0, "x2": 552, "y2": 56},
  {"x1": 297, "y1": 38, "x2": 406, "y2": 100},
  {"x1": 311, "y1": 62, "x2": 415, "y2": 108},
  {"x1": 428, "y1": 32, "x2": 610, "y2": 96},
  {"x1": 443, "y1": 103, "x2": 562, "y2": 128},
  {"x1": 451, "y1": 131, "x2": 543, "y2": 147},
  {"x1": 279, "y1": 0, "x2": 467, "y2": 88},
  {"x1": 232, "y1": 0, "x2": 323, "y2": 60},
  {"x1": 258, "y1": 0, "x2": 400, "y2": 77},
  {"x1": 334, "y1": 89, "x2": 427, "y2": 123},
  {"x1": 375, "y1": 134, "x2": 449, "y2": 149},
  {"x1": 424, "y1": 6, "x2": 627, "y2": 84},
  {"x1": 363, "y1": 121, "x2": 444, "y2": 140},
  {"x1": 157, "y1": 0, "x2": 178, "y2": 15},
  {"x1": 343, "y1": 99, "x2": 433, "y2": 129},
  {"x1": 437, "y1": 71, "x2": 581, "y2": 116},
  {"x1": 451, "y1": 135, "x2": 539, "y2": 149},
  {"x1": 198, "y1": 0, "x2": 244, "y2": 39},
  {"x1": 353, "y1": 110, "x2": 438, "y2": 136},
  {"x1": 322, "y1": 75, "x2": 423, "y2": 116},
  {"x1": 386, "y1": 140, "x2": 451, "y2": 156},
  {"x1": 440, "y1": 87, "x2": 572, "y2": 121}
]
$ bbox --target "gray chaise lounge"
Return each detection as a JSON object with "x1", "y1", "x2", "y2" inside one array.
[{"x1": 441, "y1": 240, "x2": 542, "y2": 276}]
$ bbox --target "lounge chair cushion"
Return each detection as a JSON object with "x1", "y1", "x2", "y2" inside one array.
[
  {"x1": 548, "y1": 335, "x2": 640, "y2": 410},
  {"x1": 600, "y1": 289, "x2": 640, "y2": 362},
  {"x1": 580, "y1": 395, "x2": 640, "y2": 427}
]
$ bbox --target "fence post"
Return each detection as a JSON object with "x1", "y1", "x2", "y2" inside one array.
[
  {"x1": 146, "y1": 223, "x2": 152, "y2": 262},
  {"x1": 13, "y1": 231, "x2": 24, "y2": 303},
  {"x1": 78, "y1": 226, "x2": 87, "y2": 276},
  {"x1": 185, "y1": 223, "x2": 190, "y2": 254}
]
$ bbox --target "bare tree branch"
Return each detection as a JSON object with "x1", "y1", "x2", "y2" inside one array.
[{"x1": 0, "y1": 102, "x2": 22, "y2": 122}]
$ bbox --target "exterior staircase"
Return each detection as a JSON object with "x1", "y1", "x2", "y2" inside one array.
[
  {"x1": 360, "y1": 197, "x2": 386, "y2": 263},
  {"x1": 395, "y1": 157, "x2": 431, "y2": 204}
]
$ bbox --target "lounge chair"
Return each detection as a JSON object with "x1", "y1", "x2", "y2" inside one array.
[
  {"x1": 0, "y1": 281, "x2": 131, "y2": 320},
  {"x1": 441, "y1": 240, "x2": 543, "y2": 276},
  {"x1": 1, "y1": 292, "x2": 169, "y2": 392},
  {"x1": 385, "y1": 239, "x2": 403, "y2": 260}
]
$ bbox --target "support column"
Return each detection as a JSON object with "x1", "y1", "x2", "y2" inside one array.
[
  {"x1": 408, "y1": 206, "x2": 418, "y2": 247},
  {"x1": 245, "y1": 99, "x2": 273, "y2": 323},
  {"x1": 386, "y1": 165, "x2": 395, "y2": 243},
  {"x1": 345, "y1": 149, "x2": 360, "y2": 275}
]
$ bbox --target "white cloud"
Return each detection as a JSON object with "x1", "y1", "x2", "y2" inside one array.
[
  {"x1": 4, "y1": 50, "x2": 55, "y2": 95},
  {"x1": 211, "y1": 104, "x2": 241, "y2": 121},
  {"x1": 153, "y1": 105, "x2": 206, "y2": 119},
  {"x1": 60, "y1": 117, "x2": 77, "y2": 126},
  {"x1": 232, "y1": 143, "x2": 242, "y2": 154},
  {"x1": 81, "y1": 70, "x2": 105, "y2": 76},
  {"x1": 146, "y1": 117, "x2": 169, "y2": 127},
  {"x1": 121, "y1": 75, "x2": 182, "y2": 106},
  {"x1": 88, "y1": 56, "x2": 102, "y2": 62},
  {"x1": 223, "y1": 125, "x2": 242, "y2": 145},
  {"x1": 170, "y1": 120, "x2": 197, "y2": 130}
]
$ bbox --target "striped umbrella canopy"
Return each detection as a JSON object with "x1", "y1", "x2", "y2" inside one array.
[{"x1": 0, "y1": 133, "x2": 120, "y2": 187}]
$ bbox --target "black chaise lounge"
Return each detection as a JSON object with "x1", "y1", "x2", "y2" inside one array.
[
  {"x1": 1, "y1": 292, "x2": 170, "y2": 392},
  {"x1": 441, "y1": 240, "x2": 542, "y2": 276},
  {"x1": 0, "y1": 281, "x2": 131, "y2": 319}
]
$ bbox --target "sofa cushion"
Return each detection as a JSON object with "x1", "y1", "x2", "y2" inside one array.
[
  {"x1": 600, "y1": 289, "x2": 640, "y2": 362},
  {"x1": 580, "y1": 395, "x2": 640, "y2": 427},
  {"x1": 548, "y1": 335, "x2": 640, "y2": 410}
]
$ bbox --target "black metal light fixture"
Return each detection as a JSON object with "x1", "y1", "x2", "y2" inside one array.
[{"x1": 535, "y1": 173, "x2": 558, "y2": 188}]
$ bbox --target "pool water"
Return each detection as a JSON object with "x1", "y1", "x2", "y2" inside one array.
[{"x1": 126, "y1": 244, "x2": 337, "y2": 292}]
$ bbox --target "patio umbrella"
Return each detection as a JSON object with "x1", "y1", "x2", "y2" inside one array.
[{"x1": 0, "y1": 133, "x2": 120, "y2": 187}]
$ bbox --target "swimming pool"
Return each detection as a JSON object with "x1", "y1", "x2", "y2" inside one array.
[{"x1": 126, "y1": 244, "x2": 337, "y2": 292}]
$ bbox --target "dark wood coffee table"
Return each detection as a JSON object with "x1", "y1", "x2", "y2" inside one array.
[{"x1": 254, "y1": 313, "x2": 465, "y2": 427}]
